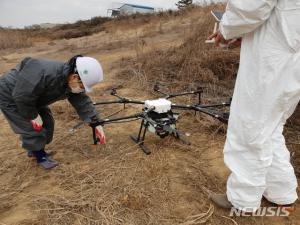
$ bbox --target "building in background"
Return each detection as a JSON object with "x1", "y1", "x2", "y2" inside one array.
[{"x1": 108, "y1": 3, "x2": 155, "y2": 17}]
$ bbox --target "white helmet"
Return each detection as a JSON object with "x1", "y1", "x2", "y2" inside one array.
[{"x1": 76, "y1": 57, "x2": 103, "y2": 93}]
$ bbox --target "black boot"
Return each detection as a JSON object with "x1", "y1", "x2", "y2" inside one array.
[{"x1": 32, "y1": 149, "x2": 59, "y2": 170}]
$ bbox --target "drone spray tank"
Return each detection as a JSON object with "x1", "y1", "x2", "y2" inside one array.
[{"x1": 144, "y1": 98, "x2": 177, "y2": 136}]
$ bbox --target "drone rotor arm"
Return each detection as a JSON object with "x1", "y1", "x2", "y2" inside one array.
[
  {"x1": 90, "y1": 113, "x2": 144, "y2": 145},
  {"x1": 170, "y1": 103, "x2": 229, "y2": 123},
  {"x1": 93, "y1": 99, "x2": 145, "y2": 106},
  {"x1": 194, "y1": 102, "x2": 231, "y2": 109},
  {"x1": 90, "y1": 113, "x2": 144, "y2": 127},
  {"x1": 193, "y1": 106, "x2": 229, "y2": 123},
  {"x1": 166, "y1": 90, "x2": 203, "y2": 100}
]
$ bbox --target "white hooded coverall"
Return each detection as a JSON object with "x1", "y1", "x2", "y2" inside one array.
[{"x1": 220, "y1": 0, "x2": 300, "y2": 211}]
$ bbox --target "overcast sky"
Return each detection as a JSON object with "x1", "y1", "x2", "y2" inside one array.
[
  {"x1": 0, "y1": 0, "x2": 226, "y2": 28},
  {"x1": 0, "y1": 0, "x2": 184, "y2": 28}
]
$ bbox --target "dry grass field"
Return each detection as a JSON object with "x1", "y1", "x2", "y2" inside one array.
[{"x1": 0, "y1": 5, "x2": 299, "y2": 225}]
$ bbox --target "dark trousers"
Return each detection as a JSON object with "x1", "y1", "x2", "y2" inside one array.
[{"x1": 1, "y1": 106, "x2": 54, "y2": 151}]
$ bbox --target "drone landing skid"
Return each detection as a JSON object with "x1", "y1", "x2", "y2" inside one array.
[
  {"x1": 130, "y1": 120, "x2": 151, "y2": 155},
  {"x1": 130, "y1": 119, "x2": 191, "y2": 155}
]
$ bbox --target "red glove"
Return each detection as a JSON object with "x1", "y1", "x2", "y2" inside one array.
[
  {"x1": 95, "y1": 125, "x2": 106, "y2": 144},
  {"x1": 31, "y1": 115, "x2": 43, "y2": 132}
]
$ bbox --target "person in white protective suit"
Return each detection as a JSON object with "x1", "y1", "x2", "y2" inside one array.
[{"x1": 207, "y1": 0, "x2": 300, "y2": 212}]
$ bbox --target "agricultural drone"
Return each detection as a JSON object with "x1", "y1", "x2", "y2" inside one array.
[{"x1": 78, "y1": 84, "x2": 231, "y2": 155}]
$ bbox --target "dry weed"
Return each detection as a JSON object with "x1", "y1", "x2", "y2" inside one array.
[
  {"x1": 0, "y1": 29, "x2": 33, "y2": 50},
  {"x1": 115, "y1": 5, "x2": 238, "y2": 98}
]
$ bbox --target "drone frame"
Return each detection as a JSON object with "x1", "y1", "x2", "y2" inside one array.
[{"x1": 87, "y1": 85, "x2": 231, "y2": 154}]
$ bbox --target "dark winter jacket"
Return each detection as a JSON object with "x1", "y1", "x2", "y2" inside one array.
[{"x1": 0, "y1": 57, "x2": 98, "y2": 121}]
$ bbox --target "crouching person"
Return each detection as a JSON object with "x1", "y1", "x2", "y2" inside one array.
[{"x1": 0, "y1": 55, "x2": 106, "y2": 170}]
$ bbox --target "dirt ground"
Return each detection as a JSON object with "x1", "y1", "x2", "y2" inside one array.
[{"x1": 0, "y1": 7, "x2": 299, "y2": 225}]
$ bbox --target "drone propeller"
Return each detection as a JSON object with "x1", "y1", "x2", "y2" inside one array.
[
  {"x1": 110, "y1": 88, "x2": 125, "y2": 101},
  {"x1": 110, "y1": 88, "x2": 117, "y2": 96}
]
